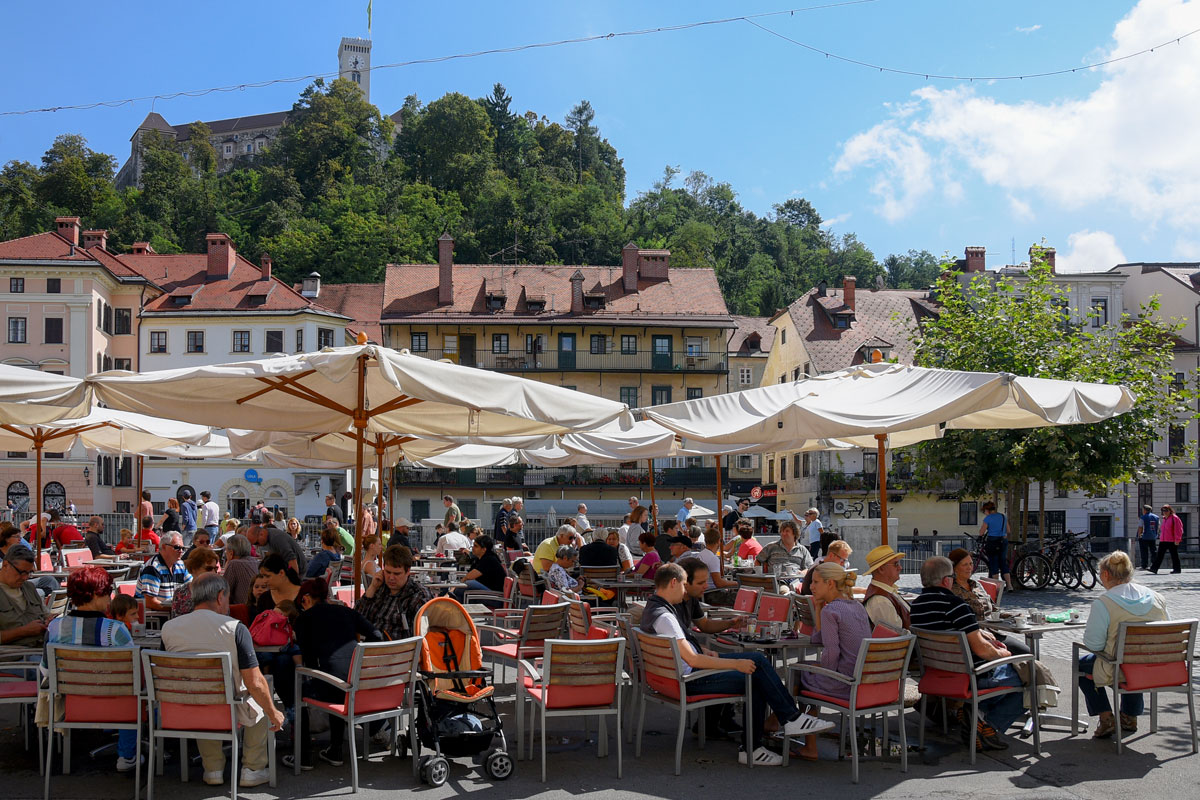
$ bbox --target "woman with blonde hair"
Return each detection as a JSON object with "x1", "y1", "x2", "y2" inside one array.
[{"x1": 793, "y1": 560, "x2": 873, "y2": 760}]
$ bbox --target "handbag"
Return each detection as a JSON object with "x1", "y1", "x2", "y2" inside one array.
[{"x1": 249, "y1": 608, "x2": 294, "y2": 647}]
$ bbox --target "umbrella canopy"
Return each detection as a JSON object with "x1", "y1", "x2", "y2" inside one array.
[
  {"x1": 0, "y1": 365, "x2": 91, "y2": 425},
  {"x1": 643, "y1": 363, "x2": 1135, "y2": 446},
  {"x1": 740, "y1": 504, "x2": 783, "y2": 519}
]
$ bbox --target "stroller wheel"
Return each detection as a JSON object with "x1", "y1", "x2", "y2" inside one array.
[
  {"x1": 485, "y1": 750, "x2": 514, "y2": 780},
  {"x1": 424, "y1": 756, "x2": 450, "y2": 787}
]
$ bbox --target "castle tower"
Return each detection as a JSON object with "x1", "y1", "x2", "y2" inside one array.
[{"x1": 338, "y1": 37, "x2": 372, "y2": 102}]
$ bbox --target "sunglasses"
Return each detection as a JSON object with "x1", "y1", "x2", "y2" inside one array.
[{"x1": 163, "y1": 543, "x2": 185, "y2": 551}]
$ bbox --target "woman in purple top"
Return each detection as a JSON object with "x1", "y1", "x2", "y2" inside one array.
[{"x1": 796, "y1": 560, "x2": 872, "y2": 760}]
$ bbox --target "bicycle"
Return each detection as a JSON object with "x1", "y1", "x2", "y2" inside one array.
[{"x1": 1012, "y1": 530, "x2": 1098, "y2": 590}]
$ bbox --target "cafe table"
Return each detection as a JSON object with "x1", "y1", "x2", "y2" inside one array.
[
  {"x1": 984, "y1": 615, "x2": 1089, "y2": 734},
  {"x1": 588, "y1": 576, "x2": 654, "y2": 611}
]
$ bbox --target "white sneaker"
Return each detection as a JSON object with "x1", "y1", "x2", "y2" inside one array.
[
  {"x1": 371, "y1": 722, "x2": 392, "y2": 745},
  {"x1": 782, "y1": 712, "x2": 836, "y2": 738},
  {"x1": 239, "y1": 767, "x2": 271, "y2": 787},
  {"x1": 115, "y1": 755, "x2": 144, "y2": 772},
  {"x1": 739, "y1": 746, "x2": 783, "y2": 766},
  {"x1": 203, "y1": 770, "x2": 225, "y2": 786}
]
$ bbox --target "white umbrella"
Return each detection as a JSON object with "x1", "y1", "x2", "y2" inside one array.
[{"x1": 0, "y1": 364, "x2": 91, "y2": 425}]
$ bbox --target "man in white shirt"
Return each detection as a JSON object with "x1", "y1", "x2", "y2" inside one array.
[
  {"x1": 790, "y1": 507, "x2": 825, "y2": 559},
  {"x1": 575, "y1": 503, "x2": 592, "y2": 533},
  {"x1": 436, "y1": 524, "x2": 472, "y2": 555},
  {"x1": 862, "y1": 545, "x2": 911, "y2": 631},
  {"x1": 200, "y1": 491, "x2": 221, "y2": 537},
  {"x1": 676, "y1": 497, "x2": 695, "y2": 524}
]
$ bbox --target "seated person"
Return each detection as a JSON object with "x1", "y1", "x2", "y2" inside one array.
[
  {"x1": 579, "y1": 531, "x2": 621, "y2": 569},
  {"x1": 754, "y1": 521, "x2": 813, "y2": 592},
  {"x1": 453, "y1": 535, "x2": 508, "y2": 602},
  {"x1": 947, "y1": 547, "x2": 1030, "y2": 655},
  {"x1": 114, "y1": 528, "x2": 138, "y2": 556},
  {"x1": 606, "y1": 529, "x2": 634, "y2": 572},
  {"x1": 435, "y1": 522, "x2": 471, "y2": 555},
  {"x1": 653, "y1": 518, "x2": 681, "y2": 562},
  {"x1": 0, "y1": 546, "x2": 49, "y2": 646},
  {"x1": 800, "y1": 540, "x2": 852, "y2": 595},
  {"x1": 632, "y1": 531, "x2": 662, "y2": 578},
  {"x1": 641, "y1": 563, "x2": 833, "y2": 766},
  {"x1": 134, "y1": 516, "x2": 161, "y2": 549},
  {"x1": 1078, "y1": 551, "x2": 1169, "y2": 739},
  {"x1": 533, "y1": 526, "x2": 578, "y2": 575},
  {"x1": 861, "y1": 545, "x2": 910, "y2": 630},
  {"x1": 503, "y1": 515, "x2": 529, "y2": 555},
  {"x1": 723, "y1": 520, "x2": 763, "y2": 562},
  {"x1": 545, "y1": 546, "x2": 584, "y2": 596},
  {"x1": 306, "y1": 528, "x2": 344, "y2": 581},
  {"x1": 111, "y1": 594, "x2": 140, "y2": 631}
]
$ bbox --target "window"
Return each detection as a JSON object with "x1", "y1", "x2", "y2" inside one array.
[
  {"x1": 651, "y1": 386, "x2": 672, "y2": 405},
  {"x1": 6, "y1": 481, "x2": 29, "y2": 514},
  {"x1": 802, "y1": 452, "x2": 811, "y2": 477},
  {"x1": 317, "y1": 328, "x2": 334, "y2": 348},
  {"x1": 793, "y1": 454, "x2": 802, "y2": 479},
  {"x1": 96, "y1": 302, "x2": 103, "y2": 329},
  {"x1": 7, "y1": 317, "x2": 26, "y2": 343},
  {"x1": 619, "y1": 387, "x2": 638, "y2": 407},
  {"x1": 102, "y1": 304, "x2": 112, "y2": 334},
  {"x1": 1172, "y1": 372, "x2": 1186, "y2": 392},
  {"x1": 781, "y1": 329, "x2": 786, "y2": 344},
  {"x1": 1138, "y1": 482, "x2": 1153, "y2": 511},
  {"x1": 9, "y1": 277, "x2": 24, "y2": 293},
  {"x1": 768, "y1": 459, "x2": 774, "y2": 484},
  {"x1": 792, "y1": 367, "x2": 801, "y2": 381},
  {"x1": 186, "y1": 330, "x2": 205, "y2": 353},
  {"x1": 686, "y1": 337, "x2": 704, "y2": 356},
  {"x1": 686, "y1": 388, "x2": 703, "y2": 400},
  {"x1": 736, "y1": 454, "x2": 756, "y2": 470},
  {"x1": 739, "y1": 367, "x2": 753, "y2": 385},
  {"x1": 265, "y1": 330, "x2": 283, "y2": 353},
  {"x1": 834, "y1": 316, "x2": 850, "y2": 329},
  {"x1": 804, "y1": 362, "x2": 811, "y2": 377},
  {"x1": 1169, "y1": 425, "x2": 1186, "y2": 457},
  {"x1": 245, "y1": 143, "x2": 253, "y2": 153},
  {"x1": 114, "y1": 308, "x2": 131, "y2": 335},
  {"x1": 621, "y1": 335, "x2": 637, "y2": 355},
  {"x1": 114, "y1": 358, "x2": 131, "y2": 371},
  {"x1": 103, "y1": 355, "x2": 112, "y2": 371},
  {"x1": 780, "y1": 456, "x2": 787, "y2": 481},
  {"x1": 296, "y1": 329, "x2": 304, "y2": 352},
  {"x1": 1092, "y1": 298, "x2": 1108, "y2": 327},
  {"x1": 1055, "y1": 484, "x2": 1069, "y2": 499},
  {"x1": 42, "y1": 481, "x2": 66, "y2": 513},
  {"x1": 411, "y1": 499, "x2": 431, "y2": 522},
  {"x1": 232, "y1": 330, "x2": 250, "y2": 352},
  {"x1": 43, "y1": 318, "x2": 63, "y2": 344},
  {"x1": 46, "y1": 278, "x2": 61, "y2": 294},
  {"x1": 959, "y1": 501, "x2": 979, "y2": 526},
  {"x1": 492, "y1": 334, "x2": 509, "y2": 354},
  {"x1": 1177, "y1": 482, "x2": 1191, "y2": 503},
  {"x1": 411, "y1": 332, "x2": 428, "y2": 352},
  {"x1": 525, "y1": 334, "x2": 544, "y2": 354},
  {"x1": 149, "y1": 330, "x2": 167, "y2": 353},
  {"x1": 444, "y1": 335, "x2": 457, "y2": 354},
  {"x1": 7, "y1": 451, "x2": 27, "y2": 459},
  {"x1": 590, "y1": 334, "x2": 606, "y2": 355},
  {"x1": 115, "y1": 457, "x2": 133, "y2": 487},
  {"x1": 224, "y1": 144, "x2": 232, "y2": 154}
]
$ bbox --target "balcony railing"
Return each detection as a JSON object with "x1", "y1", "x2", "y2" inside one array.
[
  {"x1": 410, "y1": 348, "x2": 728, "y2": 374},
  {"x1": 819, "y1": 470, "x2": 964, "y2": 494},
  {"x1": 396, "y1": 464, "x2": 727, "y2": 488}
]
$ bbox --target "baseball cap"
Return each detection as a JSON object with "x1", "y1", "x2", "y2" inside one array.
[
  {"x1": 669, "y1": 535, "x2": 692, "y2": 546},
  {"x1": 392, "y1": 517, "x2": 412, "y2": 528}
]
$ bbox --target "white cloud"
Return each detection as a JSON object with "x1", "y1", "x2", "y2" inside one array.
[
  {"x1": 1056, "y1": 230, "x2": 1127, "y2": 272},
  {"x1": 1015, "y1": 24, "x2": 1042, "y2": 33},
  {"x1": 835, "y1": 0, "x2": 1200, "y2": 231},
  {"x1": 1008, "y1": 195, "x2": 1034, "y2": 221},
  {"x1": 821, "y1": 212, "x2": 852, "y2": 228}
]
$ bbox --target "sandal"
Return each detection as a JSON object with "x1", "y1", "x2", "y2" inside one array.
[{"x1": 1093, "y1": 716, "x2": 1116, "y2": 739}]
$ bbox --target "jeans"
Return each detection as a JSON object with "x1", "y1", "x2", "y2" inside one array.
[
  {"x1": 685, "y1": 652, "x2": 799, "y2": 748},
  {"x1": 1078, "y1": 653, "x2": 1144, "y2": 717},
  {"x1": 984, "y1": 537, "x2": 1010, "y2": 578},
  {"x1": 117, "y1": 729, "x2": 136, "y2": 760},
  {"x1": 1151, "y1": 542, "x2": 1181, "y2": 573},
  {"x1": 451, "y1": 579, "x2": 493, "y2": 603},
  {"x1": 975, "y1": 663, "x2": 1025, "y2": 733},
  {"x1": 32, "y1": 576, "x2": 61, "y2": 597},
  {"x1": 808, "y1": 541, "x2": 821, "y2": 559}
]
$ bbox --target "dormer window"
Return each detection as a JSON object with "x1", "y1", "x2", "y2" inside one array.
[
  {"x1": 486, "y1": 293, "x2": 505, "y2": 312},
  {"x1": 834, "y1": 315, "x2": 851, "y2": 329},
  {"x1": 247, "y1": 294, "x2": 267, "y2": 306},
  {"x1": 526, "y1": 299, "x2": 545, "y2": 314},
  {"x1": 745, "y1": 333, "x2": 761, "y2": 352},
  {"x1": 170, "y1": 295, "x2": 191, "y2": 307},
  {"x1": 583, "y1": 293, "x2": 606, "y2": 310}
]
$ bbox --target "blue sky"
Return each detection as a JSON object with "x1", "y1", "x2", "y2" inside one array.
[{"x1": 3, "y1": 0, "x2": 1198, "y2": 272}]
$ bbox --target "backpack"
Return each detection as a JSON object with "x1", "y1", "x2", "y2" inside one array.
[{"x1": 249, "y1": 608, "x2": 293, "y2": 647}]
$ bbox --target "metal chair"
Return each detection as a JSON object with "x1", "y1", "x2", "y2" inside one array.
[
  {"x1": 517, "y1": 638, "x2": 626, "y2": 781},
  {"x1": 632, "y1": 630, "x2": 752, "y2": 775},
  {"x1": 0, "y1": 655, "x2": 43, "y2": 772},
  {"x1": 978, "y1": 578, "x2": 1004, "y2": 607},
  {"x1": 756, "y1": 592, "x2": 793, "y2": 628},
  {"x1": 787, "y1": 634, "x2": 916, "y2": 782},
  {"x1": 294, "y1": 637, "x2": 424, "y2": 791},
  {"x1": 479, "y1": 602, "x2": 571, "y2": 686},
  {"x1": 43, "y1": 644, "x2": 142, "y2": 799},
  {"x1": 142, "y1": 650, "x2": 276, "y2": 800},
  {"x1": 567, "y1": 598, "x2": 619, "y2": 641},
  {"x1": 1071, "y1": 618, "x2": 1198, "y2": 754},
  {"x1": 736, "y1": 573, "x2": 779, "y2": 593},
  {"x1": 579, "y1": 565, "x2": 620, "y2": 583},
  {"x1": 912, "y1": 627, "x2": 1039, "y2": 764}
]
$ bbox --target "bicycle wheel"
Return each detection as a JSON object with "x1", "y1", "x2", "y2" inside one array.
[
  {"x1": 1014, "y1": 552, "x2": 1051, "y2": 590},
  {"x1": 1077, "y1": 553, "x2": 1099, "y2": 589},
  {"x1": 1055, "y1": 554, "x2": 1083, "y2": 589}
]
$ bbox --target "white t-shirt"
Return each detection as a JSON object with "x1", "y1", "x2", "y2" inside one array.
[
  {"x1": 437, "y1": 532, "x2": 472, "y2": 553},
  {"x1": 649, "y1": 608, "x2": 693, "y2": 675},
  {"x1": 617, "y1": 522, "x2": 644, "y2": 546},
  {"x1": 575, "y1": 514, "x2": 591, "y2": 531},
  {"x1": 202, "y1": 500, "x2": 220, "y2": 527},
  {"x1": 678, "y1": 547, "x2": 721, "y2": 589},
  {"x1": 616, "y1": 542, "x2": 633, "y2": 566},
  {"x1": 805, "y1": 518, "x2": 824, "y2": 544}
]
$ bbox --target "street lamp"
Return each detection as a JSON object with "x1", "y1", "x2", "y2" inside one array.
[
  {"x1": 314, "y1": 478, "x2": 321, "y2": 495},
  {"x1": 83, "y1": 466, "x2": 90, "y2": 486}
]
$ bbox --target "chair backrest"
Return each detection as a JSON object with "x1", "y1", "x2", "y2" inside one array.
[
  {"x1": 1113, "y1": 619, "x2": 1198, "y2": 691},
  {"x1": 46, "y1": 592, "x2": 70, "y2": 619},
  {"x1": 792, "y1": 593, "x2": 818, "y2": 635},
  {"x1": 872, "y1": 622, "x2": 902, "y2": 638},
  {"x1": 757, "y1": 592, "x2": 792, "y2": 626},
  {"x1": 733, "y1": 587, "x2": 760, "y2": 614},
  {"x1": 334, "y1": 585, "x2": 356, "y2": 608},
  {"x1": 846, "y1": 634, "x2": 916, "y2": 709},
  {"x1": 737, "y1": 573, "x2": 779, "y2": 593},
  {"x1": 541, "y1": 589, "x2": 562, "y2": 606},
  {"x1": 503, "y1": 575, "x2": 515, "y2": 604},
  {"x1": 579, "y1": 565, "x2": 619, "y2": 583},
  {"x1": 63, "y1": 549, "x2": 91, "y2": 569},
  {"x1": 518, "y1": 568, "x2": 538, "y2": 601},
  {"x1": 346, "y1": 636, "x2": 423, "y2": 715},
  {"x1": 978, "y1": 578, "x2": 1003, "y2": 606},
  {"x1": 567, "y1": 599, "x2": 611, "y2": 640},
  {"x1": 228, "y1": 603, "x2": 251, "y2": 625},
  {"x1": 39, "y1": 551, "x2": 54, "y2": 571},
  {"x1": 633, "y1": 630, "x2": 686, "y2": 701},
  {"x1": 45, "y1": 644, "x2": 141, "y2": 724},
  {"x1": 538, "y1": 638, "x2": 626, "y2": 708},
  {"x1": 911, "y1": 627, "x2": 974, "y2": 697},
  {"x1": 518, "y1": 602, "x2": 571, "y2": 646},
  {"x1": 142, "y1": 650, "x2": 237, "y2": 733}
]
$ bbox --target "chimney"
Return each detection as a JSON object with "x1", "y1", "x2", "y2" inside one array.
[
  {"x1": 622, "y1": 242, "x2": 639, "y2": 292},
  {"x1": 81, "y1": 230, "x2": 108, "y2": 250},
  {"x1": 1029, "y1": 245, "x2": 1057, "y2": 271},
  {"x1": 205, "y1": 233, "x2": 236, "y2": 282},
  {"x1": 964, "y1": 246, "x2": 986, "y2": 273},
  {"x1": 569, "y1": 270, "x2": 585, "y2": 314},
  {"x1": 301, "y1": 271, "x2": 322, "y2": 298},
  {"x1": 843, "y1": 276, "x2": 856, "y2": 312},
  {"x1": 55, "y1": 217, "x2": 80, "y2": 247},
  {"x1": 131, "y1": 242, "x2": 155, "y2": 255},
  {"x1": 816, "y1": 281, "x2": 827, "y2": 298},
  {"x1": 260, "y1": 253, "x2": 272, "y2": 282},
  {"x1": 438, "y1": 233, "x2": 455, "y2": 305}
]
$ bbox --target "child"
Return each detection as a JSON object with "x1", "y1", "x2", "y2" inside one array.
[
  {"x1": 114, "y1": 528, "x2": 137, "y2": 556},
  {"x1": 110, "y1": 594, "x2": 139, "y2": 632}
]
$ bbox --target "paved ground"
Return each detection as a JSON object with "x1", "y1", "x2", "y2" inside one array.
[{"x1": 2, "y1": 568, "x2": 1197, "y2": 800}]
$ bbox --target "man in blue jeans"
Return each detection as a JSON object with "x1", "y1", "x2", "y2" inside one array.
[
  {"x1": 1135, "y1": 504, "x2": 1159, "y2": 570},
  {"x1": 641, "y1": 563, "x2": 834, "y2": 766}
]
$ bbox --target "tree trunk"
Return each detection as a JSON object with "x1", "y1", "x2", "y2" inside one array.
[
  {"x1": 1021, "y1": 481, "x2": 1031, "y2": 543},
  {"x1": 1038, "y1": 480, "x2": 1046, "y2": 547}
]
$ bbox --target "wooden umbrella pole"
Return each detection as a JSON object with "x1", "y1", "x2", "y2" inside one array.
[
  {"x1": 715, "y1": 455, "x2": 725, "y2": 574},
  {"x1": 876, "y1": 433, "x2": 889, "y2": 547},
  {"x1": 647, "y1": 459, "x2": 657, "y2": 534},
  {"x1": 352, "y1": 355, "x2": 368, "y2": 601},
  {"x1": 34, "y1": 436, "x2": 43, "y2": 565},
  {"x1": 136, "y1": 455, "x2": 144, "y2": 526}
]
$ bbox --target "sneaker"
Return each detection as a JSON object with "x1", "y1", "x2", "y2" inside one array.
[
  {"x1": 239, "y1": 767, "x2": 271, "y2": 787},
  {"x1": 318, "y1": 748, "x2": 344, "y2": 766},
  {"x1": 975, "y1": 717, "x2": 1008, "y2": 751},
  {"x1": 203, "y1": 770, "x2": 225, "y2": 786},
  {"x1": 372, "y1": 723, "x2": 392, "y2": 745},
  {"x1": 115, "y1": 755, "x2": 144, "y2": 773},
  {"x1": 1093, "y1": 715, "x2": 1116, "y2": 739},
  {"x1": 782, "y1": 712, "x2": 836, "y2": 738},
  {"x1": 738, "y1": 746, "x2": 783, "y2": 766},
  {"x1": 281, "y1": 753, "x2": 313, "y2": 771}
]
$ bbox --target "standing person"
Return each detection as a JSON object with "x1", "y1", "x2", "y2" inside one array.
[
  {"x1": 792, "y1": 508, "x2": 825, "y2": 559},
  {"x1": 675, "y1": 498, "x2": 696, "y2": 524},
  {"x1": 359, "y1": 503, "x2": 376, "y2": 542},
  {"x1": 323, "y1": 494, "x2": 343, "y2": 526},
  {"x1": 200, "y1": 491, "x2": 221, "y2": 539},
  {"x1": 159, "y1": 498, "x2": 181, "y2": 536},
  {"x1": 493, "y1": 498, "x2": 513, "y2": 541},
  {"x1": 180, "y1": 490, "x2": 198, "y2": 542},
  {"x1": 723, "y1": 498, "x2": 750, "y2": 533},
  {"x1": 978, "y1": 501, "x2": 1014, "y2": 592},
  {"x1": 1135, "y1": 504, "x2": 1159, "y2": 570},
  {"x1": 138, "y1": 491, "x2": 153, "y2": 526},
  {"x1": 442, "y1": 495, "x2": 462, "y2": 528},
  {"x1": 619, "y1": 505, "x2": 648, "y2": 546},
  {"x1": 260, "y1": 513, "x2": 307, "y2": 575},
  {"x1": 1150, "y1": 503, "x2": 1183, "y2": 574},
  {"x1": 575, "y1": 503, "x2": 592, "y2": 534}
]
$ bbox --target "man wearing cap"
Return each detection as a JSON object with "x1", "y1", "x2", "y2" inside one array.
[
  {"x1": 0, "y1": 546, "x2": 49, "y2": 646},
  {"x1": 862, "y1": 544, "x2": 910, "y2": 630},
  {"x1": 390, "y1": 518, "x2": 414, "y2": 551},
  {"x1": 667, "y1": 534, "x2": 695, "y2": 563}
]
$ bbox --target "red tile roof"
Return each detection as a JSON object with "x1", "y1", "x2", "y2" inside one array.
[
  {"x1": 786, "y1": 287, "x2": 938, "y2": 373},
  {"x1": 297, "y1": 283, "x2": 384, "y2": 343},
  {"x1": 728, "y1": 315, "x2": 775, "y2": 357},
  {"x1": 382, "y1": 263, "x2": 732, "y2": 327},
  {"x1": 0, "y1": 231, "x2": 95, "y2": 262}
]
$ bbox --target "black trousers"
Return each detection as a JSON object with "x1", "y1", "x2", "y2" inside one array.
[
  {"x1": 1151, "y1": 541, "x2": 1181, "y2": 573},
  {"x1": 1138, "y1": 538, "x2": 1157, "y2": 569}
]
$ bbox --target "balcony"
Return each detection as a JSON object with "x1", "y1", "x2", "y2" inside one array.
[
  {"x1": 396, "y1": 464, "x2": 728, "y2": 488},
  {"x1": 819, "y1": 470, "x2": 964, "y2": 494},
  {"x1": 411, "y1": 348, "x2": 728, "y2": 374}
]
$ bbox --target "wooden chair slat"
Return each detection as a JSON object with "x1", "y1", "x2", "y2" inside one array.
[
  {"x1": 150, "y1": 666, "x2": 223, "y2": 680},
  {"x1": 150, "y1": 655, "x2": 224, "y2": 670},
  {"x1": 643, "y1": 663, "x2": 680, "y2": 681},
  {"x1": 156, "y1": 679, "x2": 226, "y2": 694},
  {"x1": 547, "y1": 651, "x2": 619, "y2": 663},
  {"x1": 358, "y1": 664, "x2": 410, "y2": 680},
  {"x1": 58, "y1": 683, "x2": 136, "y2": 696},
  {"x1": 1122, "y1": 652, "x2": 1189, "y2": 664},
  {"x1": 357, "y1": 676, "x2": 409, "y2": 691},
  {"x1": 57, "y1": 670, "x2": 133, "y2": 685},
  {"x1": 549, "y1": 674, "x2": 617, "y2": 686},
  {"x1": 56, "y1": 649, "x2": 133, "y2": 662},
  {"x1": 156, "y1": 691, "x2": 228, "y2": 705}
]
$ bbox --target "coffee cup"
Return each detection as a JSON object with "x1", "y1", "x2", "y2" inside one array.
[
  {"x1": 985, "y1": 611, "x2": 1001, "y2": 622},
  {"x1": 1069, "y1": 610, "x2": 1081, "y2": 623}
]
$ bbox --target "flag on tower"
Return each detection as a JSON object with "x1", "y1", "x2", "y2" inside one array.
[{"x1": 367, "y1": 0, "x2": 373, "y2": 36}]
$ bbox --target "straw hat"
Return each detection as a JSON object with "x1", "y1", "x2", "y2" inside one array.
[{"x1": 864, "y1": 544, "x2": 902, "y2": 574}]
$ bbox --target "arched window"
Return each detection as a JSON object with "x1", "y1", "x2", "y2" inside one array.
[
  {"x1": 264, "y1": 485, "x2": 288, "y2": 520},
  {"x1": 7, "y1": 481, "x2": 29, "y2": 514},
  {"x1": 177, "y1": 485, "x2": 196, "y2": 506},
  {"x1": 228, "y1": 486, "x2": 248, "y2": 520},
  {"x1": 42, "y1": 481, "x2": 66, "y2": 512}
]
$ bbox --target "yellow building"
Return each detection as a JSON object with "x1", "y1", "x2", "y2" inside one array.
[{"x1": 380, "y1": 236, "x2": 735, "y2": 526}]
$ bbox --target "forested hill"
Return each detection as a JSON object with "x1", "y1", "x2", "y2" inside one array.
[{"x1": 0, "y1": 79, "x2": 940, "y2": 315}]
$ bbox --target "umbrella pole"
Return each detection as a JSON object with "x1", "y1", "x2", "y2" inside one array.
[
  {"x1": 715, "y1": 455, "x2": 724, "y2": 574},
  {"x1": 876, "y1": 434, "x2": 889, "y2": 547},
  {"x1": 647, "y1": 459, "x2": 657, "y2": 533},
  {"x1": 136, "y1": 455, "x2": 144, "y2": 526},
  {"x1": 35, "y1": 435, "x2": 43, "y2": 565},
  {"x1": 352, "y1": 356, "x2": 368, "y2": 602}
]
